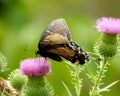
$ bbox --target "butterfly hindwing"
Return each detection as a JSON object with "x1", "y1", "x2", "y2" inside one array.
[{"x1": 47, "y1": 44, "x2": 76, "y2": 61}]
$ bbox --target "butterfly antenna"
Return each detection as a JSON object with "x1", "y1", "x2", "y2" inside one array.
[
  {"x1": 87, "y1": 51, "x2": 102, "y2": 61},
  {"x1": 24, "y1": 45, "x2": 37, "y2": 52}
]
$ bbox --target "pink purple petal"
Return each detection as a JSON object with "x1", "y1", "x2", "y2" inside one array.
[
  {"x1": 96, "y1": 17, "x2": 120, "y2": 34},
  {"x1": 20, "y1": 58, "x2": 51, "y2": 76}
]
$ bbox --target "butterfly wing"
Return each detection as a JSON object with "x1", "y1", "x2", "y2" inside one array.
[
  {"x1": 37, "y1": 18, "x2": 72, "y2": 61},
  {"x1": 40, "y1": 18, "x2": 71, "y2": 43},
  {"x1": 36, "y1": 18, "x2": 89, "y2": 64}
]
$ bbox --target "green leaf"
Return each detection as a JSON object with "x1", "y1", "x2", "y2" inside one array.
[
  {"x1": 99, "y1": 80, "x2": 119, "y2": 93},
  {"x1": 62, "y1": 81, "x2": 72, "y2": 96}
]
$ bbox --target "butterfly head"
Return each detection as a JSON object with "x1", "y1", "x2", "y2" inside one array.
[{"x1": 70, "y1": 50, "x2": 89, "y2": 64}]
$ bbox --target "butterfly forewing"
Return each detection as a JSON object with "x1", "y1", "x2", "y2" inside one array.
[{"x1": 40, "y1": 18, "x2": 71, "y2": 42}]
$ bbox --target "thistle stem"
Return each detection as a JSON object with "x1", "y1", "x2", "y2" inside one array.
[
  {"x1": 90, "y1": 57, "x2": 107, "y2": 96},
  {"x1": 74, "y1": 64, "x2": 83, "y2": 96},
  {"x1": 75, "y1": 65, "x2": 80, "y2": 96}
]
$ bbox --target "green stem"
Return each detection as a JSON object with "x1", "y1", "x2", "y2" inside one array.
[
  {"x1": 90, "y1": 57, "x2": 107, "y2": 96},
  {"x1": 75, "y1": 65, "x2": 80, "y2": 96},
  {"x1": 75, "y1": 64, "x2": 82, "y2": 96}
]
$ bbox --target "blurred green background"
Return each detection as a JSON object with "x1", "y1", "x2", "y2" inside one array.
[{"x1": 0, "y1": 0, "x2": 120, "y2": 96}]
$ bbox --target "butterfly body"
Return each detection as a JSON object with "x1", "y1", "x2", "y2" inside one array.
[{"x1": 36, "y1": 18, "x2": 89, "y2": 64}]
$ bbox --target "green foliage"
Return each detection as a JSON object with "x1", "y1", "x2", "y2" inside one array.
[
  {"x1": 62, "y1": 62, "x2": 84, "y2": 96},
  {"x1": 89, "y1": 31, "x2": 120, "y2": 96},
  {"x1": 0, "y1": 52, "x2": 7, "y2": 72}
]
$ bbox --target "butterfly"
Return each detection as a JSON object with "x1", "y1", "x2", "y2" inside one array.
[{"x1": 36, "y1": 18, "x2": 89, "y2": 64}]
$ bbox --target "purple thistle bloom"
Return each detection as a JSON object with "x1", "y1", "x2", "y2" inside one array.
[
  {"x1": 96, "y1": 17, "x2": 120, "y2": 34},
  {"x1": 20, "y1": 58, "x2": 51, "y2": 76}
]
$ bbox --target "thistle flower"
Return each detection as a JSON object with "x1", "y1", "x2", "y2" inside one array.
[
  {"x1": 96, "y1": 17, "x2": 120, "y2": 34},
  {"x1": 20, "y1": 58, "x2": 51, "y2": 76},
  {"x1": 19, "y1": 58, "x2": 54, "y2": 96},
  {"x1": 95, "y1": 17, "x2": 120, "y2": 57}
]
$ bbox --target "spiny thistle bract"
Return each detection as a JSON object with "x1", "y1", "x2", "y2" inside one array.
[{"x1": 8, "y1": 69, "x2": 27, "y2": 91}]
